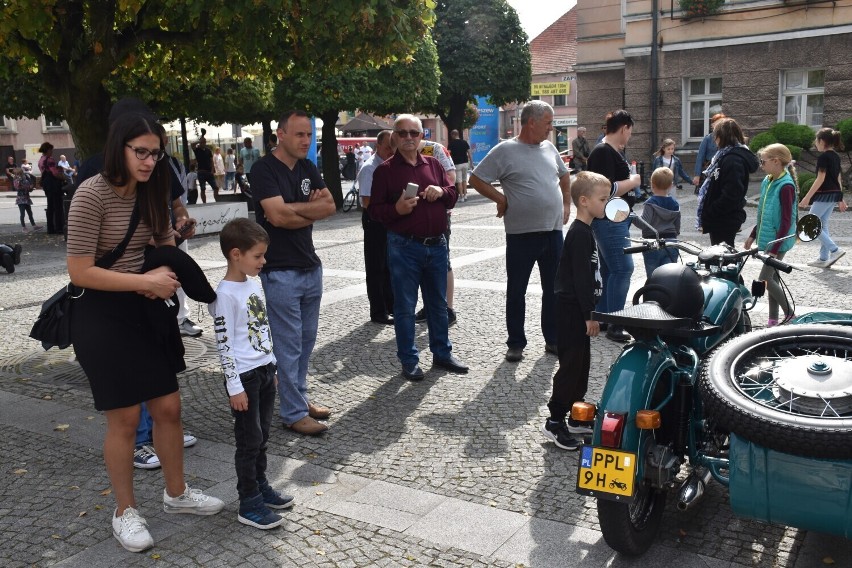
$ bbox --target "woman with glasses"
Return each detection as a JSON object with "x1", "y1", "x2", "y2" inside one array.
[
  {"x1": 66, "y1": 112, "x2": 223, "y2": 553},
  {"x1": 698, "y1": 117, "x2": 759, "y2": 246}
]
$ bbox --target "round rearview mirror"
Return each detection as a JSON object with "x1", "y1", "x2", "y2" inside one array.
[
  {"x1": 605, "y1": 198, "x2": 631, "y2": 223},
  {"x1": 797, "y1": 214, "x2": 821, "y2": 242}
]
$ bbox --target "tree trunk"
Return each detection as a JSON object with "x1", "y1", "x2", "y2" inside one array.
[
  {"x1": 57, "y1": 76, "x2": 112, "y2": 159},
  {"x1": 320, "y1": 109, "x2": 343, "y2": 208},
  {"x1": 441, "y1": 94, "x2": 468, "y2": 136},
  {"x1": 262, "y1": 120, "x2": 274, "y2": 154}
]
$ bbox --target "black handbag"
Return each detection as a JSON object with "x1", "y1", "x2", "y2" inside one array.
[{"x1": 29, "y1": 202, "x2": 140, "y2": 350}]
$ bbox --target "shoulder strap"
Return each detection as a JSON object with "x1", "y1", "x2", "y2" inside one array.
[{"x1": 95, "y1": 199, "x2": 140, "y2": 269}]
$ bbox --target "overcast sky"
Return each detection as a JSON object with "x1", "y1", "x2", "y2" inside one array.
[{"x1": 506, "y1": 0, "x2": 576, "y2": 40}]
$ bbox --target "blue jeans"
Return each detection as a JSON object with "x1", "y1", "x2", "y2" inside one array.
[
  {"x1": 260, "y1": 266, "x2": 322, "y2": 425},
  {"x1": 592, "y1": 218, "x2": 634, "y2": 313},
  {"x1": 642, "y1": 242, "x2": 679, "y2": 277},
  {"x1": 135, "y1": 403, "x2": 153, "y2": 446},
  {"x1": 505, "y1": 230, "x2": 563, "y2": 349},
  {"x1": 809, "y1": 200, "x2": 840, "y2": 261},
  {"x1": 386, "y1": 232, "x2": 452, "y2": 369},
  {"x1": 233, "y1": 362, "x2": 276, "y2": 501}
]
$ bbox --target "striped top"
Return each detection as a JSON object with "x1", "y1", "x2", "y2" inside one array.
[{"x1": 67, "y1": 174, "x2": 172, "y2": 274}]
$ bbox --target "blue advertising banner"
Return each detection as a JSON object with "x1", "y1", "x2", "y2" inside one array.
[
  {"x1": 308, "y1": 117, "x2": 318, "y2": 165},
  {"x1": 470, "y1": 95, "x2": 500, "y2": 165}
]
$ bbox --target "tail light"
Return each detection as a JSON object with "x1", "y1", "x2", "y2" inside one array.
[{"x1": 600, "y1": 412, "x2": 626, "y2": 448}]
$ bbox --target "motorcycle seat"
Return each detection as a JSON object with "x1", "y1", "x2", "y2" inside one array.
[{"x1": 594, "y1": 303, "x2": 721, "y2": 338}]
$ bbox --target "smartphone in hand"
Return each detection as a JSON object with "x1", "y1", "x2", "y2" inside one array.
[
  {"x1": 404, "y1": 183, "x2": 419, "y2": 199},
  {"x1": 178, "y1": 220, "x2": 196, "y2": 235}
]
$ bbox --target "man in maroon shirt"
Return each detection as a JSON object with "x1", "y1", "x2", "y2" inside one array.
[{"x1": 368, "y1": 114, "x2": 467, "y2": 380}]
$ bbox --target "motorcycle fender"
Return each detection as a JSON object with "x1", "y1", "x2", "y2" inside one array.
[{"x1": 594, "y1": 344, "x2": 674, "y2": 473}]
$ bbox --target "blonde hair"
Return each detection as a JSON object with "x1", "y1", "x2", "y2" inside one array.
[
  {"x1": 571, "y1": 171, "x2": 610, "y2": 206},
  {"x1": 759, "y1": 143, "x2": 799, "y2": 190},
  {"x1": 650, "y1": 167, "x2": 674, "y2": 191}
]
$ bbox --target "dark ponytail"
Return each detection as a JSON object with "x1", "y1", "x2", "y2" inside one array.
[{"x1": 816, "y1": 127, "x2": 844, "y2": 152}]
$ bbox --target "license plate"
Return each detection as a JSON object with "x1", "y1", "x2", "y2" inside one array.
[{"x1": 576, "y1": 446, "x2": 636, "y2": 502}]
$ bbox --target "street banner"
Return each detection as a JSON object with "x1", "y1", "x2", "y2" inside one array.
[{"x1": 471, "y1": 95, "x2": 499, "y2": 165}]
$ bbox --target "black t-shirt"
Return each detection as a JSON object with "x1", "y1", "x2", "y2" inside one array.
[
  {"x1": 587, "y1": 142, "x2": 630, "y2": 190},
  {"x1": 814, "y1": 150, "x2": 842, "y2": 201},
  {"x1": 5, "y1": 160, "x2": 16, "y2": 178},
  {"x1": 251, "y1": 154, "x2": 326, "y2": 269},
  {"x1": 555, "y1": 220, "x2": 602, "y2": 321},
  {"x1": 448, "y1": 139, "x2": 470, "y2": 165},
  {"x1": 193, "y1": 145, "x2": 213, "y2": 172}
]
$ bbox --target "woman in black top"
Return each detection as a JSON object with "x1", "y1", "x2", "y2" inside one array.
[
  {"x1": 698, "y1": 118, "x2": 759, "y2": 246},
  {"x1": 799, "y1": 127, "x2": 847, "y2": 267}
]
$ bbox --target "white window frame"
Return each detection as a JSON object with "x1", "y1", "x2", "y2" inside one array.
[
  {"x1": 43, "y1": 116, "x2": 68, "y2": 132},
  {"x1": 683, "y1": 77, "x2": 723, "y2": 143},
  {"x1": 779, "y1": 68, "x2": 824, "y2": 128}
]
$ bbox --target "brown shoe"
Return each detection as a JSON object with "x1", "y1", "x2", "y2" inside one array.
[
  {"x1": 287, "y1": 416, "x2": 328, "y2": 435},
  {"x1": 308, "y1": 402, "x2": 331, "y2": 420}
]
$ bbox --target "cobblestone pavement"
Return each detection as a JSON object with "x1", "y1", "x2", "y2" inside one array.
[{"x1": 1, "y1": 186, "x2": 851, "y2": 567}]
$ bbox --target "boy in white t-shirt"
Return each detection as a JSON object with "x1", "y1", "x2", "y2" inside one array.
[{"x1": 208, "y1": 218, "x2": 294, "y2": 530}]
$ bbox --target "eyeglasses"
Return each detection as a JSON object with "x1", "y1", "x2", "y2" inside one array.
[
  {"x1": 759, "y1": 158, "x2": 774, "y2": 165},
  {"x1": 394, "y1": 130, "x2": 422, "y2": 138},
  {"x1": 126, "y1": 144, "x2": 166, "y2": 161}
]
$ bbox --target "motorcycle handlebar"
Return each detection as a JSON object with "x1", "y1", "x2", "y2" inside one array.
[
  {"x1": 757, "y1": 252, "x2": 794, "y2": 273},
  {"x1": 622, "y1": 240, "x2": 793, "y2": 272},
  {"x1": 624, "y1": 244, "x2": 650, "y2": 254}
]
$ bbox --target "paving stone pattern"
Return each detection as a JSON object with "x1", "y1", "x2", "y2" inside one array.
[{"x1": 1, "y1": 187, "x2": 851, "y2": 567}]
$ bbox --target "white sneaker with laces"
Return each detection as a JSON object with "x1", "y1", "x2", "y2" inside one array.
[
  {"x1": 112, "y1": 507, "x2": 154, "y2": 552},
  {"x1": 826, "y1": 249, "x2": 846, "y2": 267},
  {"x1": 178, "y1": 318, "x2": 203, "y2": 337},
  {"x1": 808, "y1": 258, "x2": 831, "y2": 268},
  {"x1": 163, "y1": 484, "x2": 224, "y2": 515},
  {"x1": 183, "y1": 432, "x2": 197, "y2": 447}
]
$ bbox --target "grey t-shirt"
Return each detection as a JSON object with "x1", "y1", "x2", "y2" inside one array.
[{"x1": 472, "y1": 138, "x2": 568, "y2": 234}]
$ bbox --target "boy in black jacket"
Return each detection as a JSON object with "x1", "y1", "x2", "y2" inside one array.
[{"x1": 542, "y1": 172, "x2": 607, "y2": 450}]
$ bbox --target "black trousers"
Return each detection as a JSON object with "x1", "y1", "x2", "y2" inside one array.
[
  {"x1": 709, "y1": 227, "x2": 738, "y2": 247},
  {"x1": 547, "y1": 297, "x2": 591, "y2": 422},
  {"x1": 233, "y1": 363, "x2": 276, "y2": 501},
  {"x1": 43, "y1": 177, "x2": 65, "y2": 234},
  {"x1": 362, "y1": 209, "x2": 394, "y2": 319}
]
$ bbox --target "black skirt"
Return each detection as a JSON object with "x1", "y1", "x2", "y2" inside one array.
[{"x1": 71, "y1": 289, "x2": 185, "y2": 411}]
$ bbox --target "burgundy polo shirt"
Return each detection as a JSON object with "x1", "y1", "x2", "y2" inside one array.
[{"x1": 368, "y1": 151, "x2": 457, "y2": 238}]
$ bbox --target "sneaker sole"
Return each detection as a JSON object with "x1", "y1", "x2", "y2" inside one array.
[
  {"x1": 265, "y1": 499, "x2": 295, "y2": 510},
  {"x1": 163, "y1": 503, "x2": 224, "y2": 515},
  {"x1": 113, "y1": 530, "x2": 154, "y2": 553},
  {"x1": 540, "y1": 424, "x2": 580, "y2": 451},
  {"x1": 183, "y1": 439, "x2": 197, "y2": 448},
  {"x1": 238, "y1": 513, "x2": 285, "y2": 529},
  {"x1": 826, "y1": 251, "x2": 846, "y2": 267},
  {"x1": 133, "y1": 462, "x2": 161, "y2": 470},
  {"x1": 567, "y1": 426, "x2": 593, "y2": 436}
]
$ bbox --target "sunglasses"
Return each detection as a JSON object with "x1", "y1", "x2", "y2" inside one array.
[
  {"x1": 759, "y1": 158, "x2": 776, "y2": 165},
  {"x1": 395, "y1": 130, "x2": 422, "y2": 138},
  {"x1": 126, "y1": 144, "x2": 166, "y2": 161}
]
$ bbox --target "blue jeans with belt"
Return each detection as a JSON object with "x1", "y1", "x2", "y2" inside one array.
[
  {"x1": 386, "y1": 231, "x2": 452, "y2": 370},
  {"x1": 592, "y1": 218, "x2": 634, "y2": 314},
  {"x1": 260, "y1": 266, "x2": 322, "y2": 425},
  {"x1": 505, "y1": 230, "x2": 563, "y2": 349}
]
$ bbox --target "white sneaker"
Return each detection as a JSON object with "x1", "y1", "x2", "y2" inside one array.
[
  {"x1": 826, "y1": 249, "x2": 846, "y2": 267},
  {"x1": 112, "y1": 507, "x2": 154, "y2": 552},
  {"x1": 183, "y1": 431, "x2": 197, "y2": 448},
  {"x1": 163, "y1": 484, "x2": 224, "y2": 515},
  {"x1": 808, "y1": 258, "x2": 831, "y2": 268},
  {"x1": 178, "y1": 318, "x2": 203, "y2": 337}
]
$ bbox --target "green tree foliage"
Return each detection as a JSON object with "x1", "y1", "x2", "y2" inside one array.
[
  {"x1": 274, "y1": 36, "x2": 441, "y2": 206},
  {"x1": 431, "y1": 0, "x2": 531, "y2": 133},
  {"x1": 0, "y1": 0, "x2": 434, "y2": 157},
  {"x1": 769, "y1": 122, "x2": 814, "y2": 149},
  {"x1": 748, "y1": 131, "x2": 776, "y2": 154}
]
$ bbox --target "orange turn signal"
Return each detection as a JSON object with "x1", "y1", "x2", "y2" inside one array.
[
  {"x1": 636, "y1": 410, "x2": 661, "y2": 430},
  {"x1": 571, "y1": 402, "x2": 597, "y2": 422}
]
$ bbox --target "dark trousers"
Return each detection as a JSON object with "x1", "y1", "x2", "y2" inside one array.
[
  {"x1": 44, "y1": 181, "x2": 64, "y2": 234},
  {"x1": 547, "y1": 297, "x2": 590, "y2": 422},
  {"x1": 233, "y1": 362, "x2": 276, "y2": 501},
  {"x1": 197, "y1": 170, "x2": 219, "y2": 202},
  {"x1": 709, "y1": 227, "x2": 738, "y2": 247},
  {"x1": 362, "y1": 209, "x2": 394, "y2": 319}
]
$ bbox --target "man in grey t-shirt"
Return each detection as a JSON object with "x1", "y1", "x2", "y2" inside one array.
[{"x1": 469, "y1": 100, "x2": 571, "y2": 362}]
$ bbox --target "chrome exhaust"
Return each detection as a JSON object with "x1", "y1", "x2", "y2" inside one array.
[{"x1": 677, "y1": 467, "x2": 712, "y2": 511}]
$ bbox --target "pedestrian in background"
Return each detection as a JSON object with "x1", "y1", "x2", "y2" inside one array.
[
  {"x1": 586, "y1": 110, "x2": 641, "y2": 343},
  {"x1": 698, "y1": 117, "x2": 758, "y2": 246},
  {"x1": 744, "y1": 144, "x2": 798, "y2": 326},
  {"x1": 652, "y1": 138, "x2": 692, "y2": 194},
  {"x1": 213, "y1": 147, "x2": 225, "y2": 191},
  {"x1": 225, "y1": 147, "x2": 237, "y2": 191},
  {"x1": 67, "y1": 112, "x2": 224, "y2": 553},
  {"x1": 448, "y1": 129, "x2": 472, "y2": 201},
  {"x1": 571, "y1": 127, "x2": 591, "y2": 171},
  {"x1": 636, "y1": 167, "x2": 681, "y2": 276},
  {"x1": 693, "y1": 113, "x2": 726, "y2": 191},
  {"x1": 799, "y1": 127, "x2": 847, "y2": 268},
  {"x1": 37, "y1": 142, "x2": 65, "y2": 234},
  {"x1": 209, "y1": 218, "x2": 295, "y2": 530},
  {"x1": 12, "y1": 167, "x2": 42, "y2": 232}
]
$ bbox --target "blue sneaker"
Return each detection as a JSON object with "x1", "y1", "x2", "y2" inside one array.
[
  {"x1": 238, "y1": 495, "x2": 284, "y2": 530},
  {"x1": 260, "y1": 484, "x2": 295, "y2": 510}
]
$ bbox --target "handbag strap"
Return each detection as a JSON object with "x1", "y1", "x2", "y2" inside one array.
[{"x1": 94, "y1": 199, "x2": 141, "y2": 269}]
